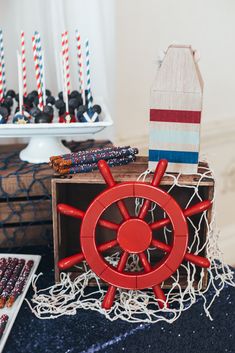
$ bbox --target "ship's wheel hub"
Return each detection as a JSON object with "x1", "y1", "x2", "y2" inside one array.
[{"x1": 117, "y1": 218, "x2": 152, "y2": 253}]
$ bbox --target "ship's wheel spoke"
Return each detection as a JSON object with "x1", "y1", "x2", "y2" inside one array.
[
  {"x1": 102, "y1": 251, "x2": 129, "y2": 309},
  {"x1": 98, "y1": 160, "x2": 130, "y2": 220},
  {"x1": 58, "y1": 239, "x2": 119, "y2": 270},
  {"x1": 138, "y1": 159, "x2": 168, "y2": 220},
  {"x1": 151, "y1": 239, "x2": 210, "y2": 268},
  {"x1": 150, "y1": 200, "x2": 212, "y2": 231},
  {"x1": 139, "y1": 252, "x2": 168, "y2": 308},
  {"x1": 116, "y1": 200, "x2": 130, "y2": 220},
  {"x1": 139, "y1": 252, "x2": 152, "y2": 272},
  {"x1": 57, "y1": 204, "x2": 119, "y2": 231},
  {"x1": 152, "y1": 285, "x2": 168, "y2": 309}
]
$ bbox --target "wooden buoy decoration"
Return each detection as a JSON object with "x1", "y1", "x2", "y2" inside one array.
[{"x1": 148, "y1": 44, "x2": 203, "y2": 174}]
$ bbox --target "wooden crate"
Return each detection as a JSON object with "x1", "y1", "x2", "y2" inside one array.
[
  {"x1": 0, "y1": 144, "x2": 53, "y2": 247},
  {"x1": 52, "y1": 156, "x2": 214, "y2": 290},
  {"x1": 0, "y1": 140, "x2": 112, "y2": 248}
]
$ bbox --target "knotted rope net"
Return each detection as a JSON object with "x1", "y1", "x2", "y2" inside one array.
[{"x1": 27, "y1": 161, "x2": 235, "y2": 323}]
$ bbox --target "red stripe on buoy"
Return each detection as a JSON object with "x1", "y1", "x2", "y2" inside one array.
[{"x1": 150, "y1": 109, "x2": 201, "y2": 124}]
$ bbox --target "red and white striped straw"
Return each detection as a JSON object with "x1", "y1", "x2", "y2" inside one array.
[
  {"x1": 0, "y1": 61, "x2": 3, "y2": 101},
  {"x1": 61, "y1": 31, "x2": 71, "y2": 95},
  {"x1": 21, "y1": 31, "x2": 27, "y2": 97},
  {"x1": 75, "y1": 30, "x2": 85, "y2": 103},
  {"x1": 17, "y1": 51, "x2": 23, "y2": 114},
  {"x1": 32, "y1": 35, "x2": 43, "y2": 110},
  {"x1": 61, "y1": 53, "x2": 69, "y2": 114}
]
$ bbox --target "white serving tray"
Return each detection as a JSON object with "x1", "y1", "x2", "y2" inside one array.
[
  {"x1": 0, "y1": 254, "x2": 41, "y2": 353},
  {"x1": 0, "y1": 97, "x2": 113, "y2": 163},
  {"x1": 0, "y1": 100, "x2": 112, "y2": 137}
]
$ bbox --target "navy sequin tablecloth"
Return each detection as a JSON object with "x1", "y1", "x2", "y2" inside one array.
[{"x1": 2, "y1": 246, "x2": 235, "y2": 353}]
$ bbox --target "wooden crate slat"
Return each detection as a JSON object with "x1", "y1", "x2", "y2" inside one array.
[
  {"x1": 0, "y1": 224, "x2": 52, "y2": 247},
  {"x1": 1, "y1": 174, "x2": 52, "y2": 198},
  {"x1": 53, "y1": 157, "x2": 214, "y2": 187},
  {"x1": 0, "y1": 199, "x2": 51, "y2": 223}
]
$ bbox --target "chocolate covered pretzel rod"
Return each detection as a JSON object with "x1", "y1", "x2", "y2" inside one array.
[
  {"x1": 0, "y1": 314, "x2": 9, "y2": 339},
  {"x1": 0, "y1": 258, "x2": 8, "y2": 281},
  {"x1": 0, "y1": 258, "x2": 19, "y2": 295},
  {"x1": 54, "y1": 147, "x2": 139, "y2": 168},
  {"x1": 56, "y1": 154, "x2": 136, "y2": 175},
  {"x1": 6, "y1": 260, "x2": 34, "y2": 308},
  {"x1": 0, "y1": 259, "x2": 25, "y2": 308},
  {"x1": 50, "y1": 145, "x2": 130, "y2": 164}
]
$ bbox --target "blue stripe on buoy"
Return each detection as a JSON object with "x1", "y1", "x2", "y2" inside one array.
[{"x1": 148, "y1": 150, "x2": 199, "y2": 164}]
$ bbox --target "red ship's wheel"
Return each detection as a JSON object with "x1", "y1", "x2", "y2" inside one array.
[{"x1": 57, "y1": 159, "x2": 212, "y2": 310}]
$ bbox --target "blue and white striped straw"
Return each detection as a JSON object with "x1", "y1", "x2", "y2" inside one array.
[
  {"x1": 34, "y1": 31, "x2": 45, "y2": 105},
  {"x1": 0, "y1": 29, "x2": 7, "y2": 96},
  {"x1": 85, "y1": 39, "x2": 93, "y2": 108}
]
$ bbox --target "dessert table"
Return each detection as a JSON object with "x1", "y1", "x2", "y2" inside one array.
[{"x1": 2, "y1": 245, "x2": 235, "y2": 353}]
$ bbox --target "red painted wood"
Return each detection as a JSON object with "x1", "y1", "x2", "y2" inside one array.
[
  {"x1": 139, "y1": 159, "x2": 168, "y2": 220},
  {"x1": 139, "y1": 252, "x2": 168, "y2": 308},
  {"x1": 117, "y1": 219, "x2": 152, "y2": 253},
  {"x1": 98, "y1": 159, "x2": 130, "y2": 220},
  {"x1": 57, "y1": 203, "x2": 85, "y2": 218},
  {"x1": 150, "y1": 109, "x2": 201, "y2": 124},
  {"x1": 57, "y1": 203, "x2": 119, "y2": 231},
  {"x1": 150, "y1": 200, "x2": 212, "y2": 230},
  {"x1": 152, "y1": 285, "x2": 168, "y2": 309},
  {"x1": 58, "y1": 239, "x2": 118, "y2": 270},
  {"x1": 58, "y1": 252, "x2": 85, "y2": 270},
  {"x1": 80, "y1": 182, "x2": 188, "y2": 290},
  {"x1": 102, "y1": 251, "x2": 129, "y2": 310},
  {"x1": 98, "y1": 159, "x2": 116, "y2": 187},
  {"x1": 102, "y1": 286, "x2": 117, "y2": 310},
  {"x1": 58, "y1": 159, "x2": 211, "y2": 310},
  {"x1": 151, "y1": 239, "x2": 210, "y2": 268},
  {"x1": 139, "y1": 252, "x2": 151, "y2": 272}
]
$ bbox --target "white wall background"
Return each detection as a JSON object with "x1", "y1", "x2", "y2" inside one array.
[
  {"x1": 0, "y1": 0, "x2": 116, "y2": 142},
  {"x1": 115, "y1": 0, "x2": 235, "y2": 265},
  {"x1": 116, "y1": 0, "x2": 235, "y2": 142}
]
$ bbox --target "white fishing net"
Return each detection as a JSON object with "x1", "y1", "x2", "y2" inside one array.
[{"x1": 27, "y1": 162, "x2": 235, "y2": 323}]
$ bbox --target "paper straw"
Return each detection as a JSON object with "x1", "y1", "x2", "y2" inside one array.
[
  {"x1": 34, "y1": 31, "x2": 45, "y2": 105},
  {"x1": 32, "y1": 35, "x2": 43, "y2": 110},
  {"x1": 0, "y1": 29, "x2": 6, "y2": 96},
  {"x1": 21, "y1": 31, "x2": 27, "y2": 97},
  {"x1": 61, "y1": 53, "x2": 69, "y2": 114},
  {"x1": 41, "y1": 50, "x2": 46, "y2": 105},
  {"x1": 65, "y1": 31, "x2": 71, "y2": 95},
  {"x1": 17, "y1": 51, "x2": 23, "y2": 114},
  {"x1": 75, "y1": 30, "x2": 85, "y2": 104},
  {"x1": 0, "y1": 62, "x2": 3, "y2": 101},
  {"x1": 61, "y1": 31, "x2": 71, "y2": 95},
  {"x1": 85, "y1": 39, "x2": 92, "y2": 108}
]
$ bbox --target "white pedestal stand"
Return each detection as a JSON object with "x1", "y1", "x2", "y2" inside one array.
[
  {"x1": 0, "y1": 98, "x2": 113, "y2": 164},
  {"x1": 19, "y1": 136, "x2": 71, "y2": 163}
]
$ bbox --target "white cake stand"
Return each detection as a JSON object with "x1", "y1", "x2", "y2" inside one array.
[{"x1": 0, "y1": 98, "x2": 113, "y2": 163}]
